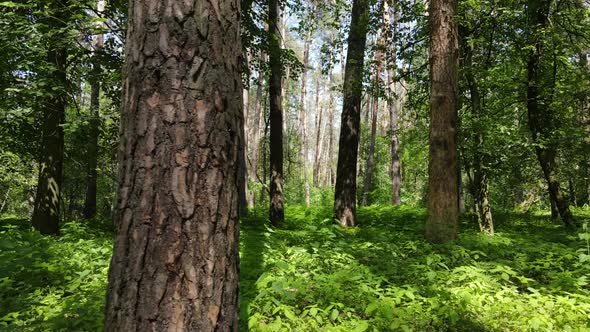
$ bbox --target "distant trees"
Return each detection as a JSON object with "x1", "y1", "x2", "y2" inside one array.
[{"x1": 104, "y1": 0, "x2": 241, "y2": 329}]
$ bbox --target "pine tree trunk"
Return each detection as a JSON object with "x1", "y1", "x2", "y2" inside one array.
[
  {"x1": 334, "y1": 0, "x2": 370, "y2": 226},
  {"x1": 83, "y1": 0, "x2": 105, "y2": 219},
  {"x1": 326, "y1": 72, "x2": 336, "y2": 187},
  {"x1": 268, "y1": 0, "x2": 284, "y2": 225},
  {"x1": 425, "y1": 0, "x2": 460, "y2": 243},
  {"x1": 526, "y1": 0, "x2": 574, "y2": 227},
  {"x1": 32, "y1": 0, "x2": 68, "y2": 235},
  {"x1": 299, "y1": 33, "x2": 311, "y2": 207},
  {"x1": 104, "y1": 0, "x2": 242, "y2": 329}
]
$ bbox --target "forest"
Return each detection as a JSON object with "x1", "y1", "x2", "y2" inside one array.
[{"x1": 1, "y1": 0, "x2": 590, "y2": 330}]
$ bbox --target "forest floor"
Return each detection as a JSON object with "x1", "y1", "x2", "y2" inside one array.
[{"x1": 0, "y1": 206, "x2": 589, "y2": 331}]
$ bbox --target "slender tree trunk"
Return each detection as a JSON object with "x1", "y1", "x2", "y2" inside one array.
[
  {"x1": 324, "y1": 72, "x2": 336, "y2": 187},
  {"x1": 269, "y1": 0, "x2": 284, "y2": 225},
  {"x1": 313, "y1": 71, "x2": 324, "y2": 188},
  {"x1": 299, "y1": 33, "x2": 311, "y2": 207},
  {"x1": 463, "y1": 42, "x2": 494, "y2": 234},
  {"x1": 83, "y1": 0, "x2": 105, "y2": 219},
  {"x1": 425, "y1": 0, "x2": 459, "y2": 243},
  {"x1": 0, "y1": 188, "x2": 10, "y2": 214},
  {"x1": 104, "y1": 0, "x2": 242, "y2": 329},
  {"x1": 384, "y1": 0, "x2": 401, "y2": 205},
  {"x1": 239, "y1": 75, "x2": 250, "y2": 217},
  {"x1": 32, "y1": 0, "x2": 68, "y2": 235},
  {"x1": 362, "y1": 46, "x2": 381, "y2": 207},
  {"x1": 334, "y1": 0, "x2": 370, "y2": 226},
  {"x1": 526, "y1": 0, "x2": 574, "y2": 227},
  {"x1": 249, "y1": 68, "x2": 265, "y2": 208}
]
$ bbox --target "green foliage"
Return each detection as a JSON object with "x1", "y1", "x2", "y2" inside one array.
[
  {"x1": 0, "y1": 216, "x2": 112, "y2": 331},
  {"x1": 2, "y1": 206, "x2": 590, "y2": 331},
  {"x1": 241, "y1": 205, "x2": 590, "y2": 331}
]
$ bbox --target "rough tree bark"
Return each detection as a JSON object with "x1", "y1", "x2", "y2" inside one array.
[
  {"x1": 268, "y1": 0, "x2": 284, "y2": 226},
  {"x1": 83, "y1": 0, "x2": 105, "y2": 219},
  {"x1": 334, "y1": 0, "x2": 370, "y2": 226},
  {"x1": 425, "y1": 0, "x2": 460, "y2": 243},
  {"x1": 526, "y1": 0, "x2": 574, "y2": 227},
  {"x1": 104, "y1": 0, "x2": 242, "y2": 330},
  {"x1": 31, "y1": 0, "x2": 69, "y2": 235}
]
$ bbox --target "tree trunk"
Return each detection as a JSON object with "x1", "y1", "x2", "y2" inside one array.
[
  {"x1": 313, "y1": 70, "x2": 324, "y2": 188},
  {"x1": 248, "y1": 68, "x2": 265, "y2": 208},
  {"x1": 325, "y1": 72, "x2": 336, "y2": 187},
  {"x1": 239, "y1": 81, "x2": 250, "y2": 217},
  {"x1": 425, "y1": 0, "x2": 459, "y2": 243},
  {"x1": 526, "y1": 0, "x2": 574, "y2": 227},
  {"x1": 334, "y1": 0, "x2": 370, "y2": 227},
  {"x1": 268, "y1": 0, "x2": 284, "y2": 226},
  {"x1": 299, "y1": 33, "x2": 311, "y2": 207},
  {"x1": 384, "y1": 0, "x2": 401, "y2": 206},
  {"x1": 83, "y1": 0, "x2": 105, "y2": 220},
  {"x1": 104, "y1": 0, "x2": 242, "y2": 330},
  {"x1": 463, "y1": 40, "x2": 494, "y2": 235},
  {"x1": 32, "y1": 0, "x2": 68, "y2": 235},
  {"x1": 362, "y1": 45, "x2": 381, "y2": 207}
]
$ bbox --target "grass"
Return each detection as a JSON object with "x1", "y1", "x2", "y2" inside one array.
[{"x1": 1, "y1": 206, "x2": 589, "y2": 331}]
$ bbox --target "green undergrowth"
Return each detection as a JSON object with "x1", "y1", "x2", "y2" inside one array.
[
  {"x1": 241, "y1": 206, "x2": 590, "y2": 332},
  {"x1": 0, "y1": 216, "x2": 112, "y2": 331},
  {"x1": 1, "y1": 206, "x2": 589, "y2": 331}
]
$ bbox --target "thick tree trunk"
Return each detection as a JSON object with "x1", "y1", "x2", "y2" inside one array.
[
  {"x1": 83, "y1": 0, "x2": 105, "y2": 219},
  {"x1": 299, "y1": 33, "x2": 311, "y2": 207},
  {"x1": 334, "y1": 0, "x2": 370, "y2": 226},
  {"x1": 32, "y1": 0, "x2": 68, "y2": 235},
  {"x1": 425, "y1": 0, "x2": 459, "y2": 243},
  {"x1": 526, "y1": 0, "x2": 574, "y2": 227},
  {"x1": 268, "y1": 0, "x2": 284, "y2": 226},
  {"x1": 313, "y1": 71, "x2": 324, "y2": 188},
  {"x1": 104, "y1": 0, "x2": 242, "y2": 330}
]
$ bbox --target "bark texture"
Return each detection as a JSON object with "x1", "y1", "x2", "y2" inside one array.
[
  {"x1": 268, "y1": 0, "x2": 284, "y2": 226},
  {"x1": 31, "y1": 0, "x2": 69, "y2": 235},
  {"x1": 334, "y1": 0, "x2": 369, "y2": 226},
  {"x1": 104, "y1": 0, "x2": 242, "y2": 330},
  {"x1": 526, "y1": 0, "x2": 574, "y2": 227},
  {"x1": 425, "y1": 0, "x2": 460, "y2": 243}
]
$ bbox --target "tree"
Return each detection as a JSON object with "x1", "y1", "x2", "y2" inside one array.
[
  {"x1": 525, "y1": 0, "x2": 575, "y2": 227},
  {"x1": 31, "y1": 0, "x2": 70, "y2": 235},
  {"x1": 269, "y1": 0, "x2": 285, "y2": 226},
  {"x1": 334, "y1": 0, "x2": 370, "y2": 227},
  {"x1": 425, "y1": 0, "x2": 459, "y2": 243},
  {"x1": 299, "y1": 31, "x2": 312, "y2": 207},
  {"x1": 104, "y1": 0, "x2": 242, "y2": 329},
  {"x1": 83, "y1": 0, "x2": 105, "y2": 219}
]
